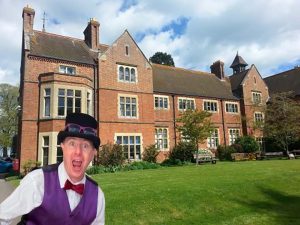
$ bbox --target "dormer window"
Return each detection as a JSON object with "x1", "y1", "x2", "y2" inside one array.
[{"x1": 59, "y1": 65, "x2": 76, "y2": 75}]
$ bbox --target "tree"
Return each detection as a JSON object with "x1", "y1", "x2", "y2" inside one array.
[
  {"x1": 263, "y1": 92, "x2": 300, "y2": 154},
  {"x1": 0, "y1": 83, "x2": 19, "y2": 157},
  {"x1": 176, "y1": 109, "x2": 213, "y2": 164},
  {"x1": 149, "y1": 52, "x2": 175, "y2": 66}
]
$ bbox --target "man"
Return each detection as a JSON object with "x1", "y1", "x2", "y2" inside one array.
[{"x1": 0, "y1": 113, "x2": 105, "y2": 225}]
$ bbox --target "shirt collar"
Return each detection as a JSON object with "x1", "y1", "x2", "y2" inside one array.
[{"x1": 58, "y1": 163, "x2": 86, "y2": 188}]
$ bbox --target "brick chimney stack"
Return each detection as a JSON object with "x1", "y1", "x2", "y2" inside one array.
[
  {"x1": 210, "y1": 60, "x2": 225, "y2": 80},
  {"x1": 84, "y1": 18, "x2": 100, "y2": 50},
  {"x1": 22, "y1": 5, "x2": 35, "y2": 34}
]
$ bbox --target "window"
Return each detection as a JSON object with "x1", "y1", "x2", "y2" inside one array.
[
  {"x1": 155, "y1": 128, "x2": 169, "y2": 150},
  {"x1": 254, "y1": 112, "x2": 264, "y2": 122},
  {"x1": 118, "y1": 65, "x2": 137, "y2": 83},
  {"x1": 44, "y1": 88, "x2": 51, "y2": 117},
  {"x1": 207, "y1": 129, "x2": 219, "y2": 149},
  {"x1": 178, "y1": 98, "x2": 195, "y2": 110},
  {"x1": 255, "y1": 137, "x2": 263, "y2": 151},
  {"x1": 59, "y1": 65, "x2": 76, "y2": 75},
  {"x1": 116, "y1": 135, "x2": 141, "y2": 160},
  {"x1": 58, "y1": 88, "x2": 81, "y2": 116},
  {"x1": 229, "y1": 129, "x2": 240, "y2": 145},
  {"x1": 87, "y1": 92, "x2": 91, "y2": 115},
  {"x1": 119, "y1": 96, "x2": 137, "y2": 118},
  {"x1": 154, "y1": 95, "x2": 169, "y2": 110},
  {"x1": 204, "y1": 101, "x2": 218, "y2": 112},
  {"x1": 252, "y1": 91, "x2": 262, "y2": 104},
  {"x1": 225, "y1": 102, "x2": 238, "y2": 113},
  {"x1": 56, "y1": 146, "x2": 63, "y2": 163},
  {"x1": 125, "y1": 45, "x2": 129, "y2": 56},
  {"x1": 42, "y1": 136, "x2": 49, "y2": 166}
]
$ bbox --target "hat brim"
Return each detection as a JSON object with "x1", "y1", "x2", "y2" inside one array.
[{"x1": 58, "y1": 131, "x2": 100, "y2": 149}]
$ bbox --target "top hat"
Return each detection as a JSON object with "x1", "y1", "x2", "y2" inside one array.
[{"x1": 57, "y1": 113, "x2": 100, "y2": 149}]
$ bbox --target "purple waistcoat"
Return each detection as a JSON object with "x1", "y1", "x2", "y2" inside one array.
[{"x1": 25, "y1": 163, "x2": 98, "y2": 225}]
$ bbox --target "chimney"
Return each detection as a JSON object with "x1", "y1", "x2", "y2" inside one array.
[
  {"x1": 210, "y1": 60, "x2": 225, "y2": 80},
  {"x1": 22, "y1": 5, "x2": 35, "y2": 34},
  {"x1": 84, "y1": 18, "x2": 100, "y2": 50}
]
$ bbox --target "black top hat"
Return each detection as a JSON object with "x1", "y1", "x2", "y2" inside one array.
[{"x1": 57, "y1": 113, "x2": 100, "y2": 149}]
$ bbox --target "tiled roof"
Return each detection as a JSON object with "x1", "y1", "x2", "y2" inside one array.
[
  {"x1": 152, "y1": 64, "x2": 237, "y2": 100},
  {"x1": 230, "y1": 54, "x2": 248, "y2": 68},
  {"x1": 264, "y1": 67, "x2": 300, "y2": 96},
  {"x1": 228, "y1": 69, "x2": 249, "y2": 91},
  {"x1": 30, "y1": 31, "x2": 98, "y2": 65}
]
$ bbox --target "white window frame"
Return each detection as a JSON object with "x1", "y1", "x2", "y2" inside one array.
[
  {"x1": 117, "y1": 65, "x2": 137, "y2": 83},
  {"x1": 118, "y1": 94, "x2": 138, "y2": 119},
  {"x1": 59, "y1": 65, "x2": 76, "y2": 75},
  {"x1": 252, "y1": 91, "x2": 262, "y2": 104},
  {"x1": 225, "y1": 102, "x2": 239, "y2": 114},
  {"x1": 178, "y1": 97, "x2": 195, "y2": 111},
  {"x1": 44, "y1": 88, "x2": 51, "y2": 117},
  {"x1": 155, "y1": 128, "x2": 169, "y2": 150},
  {"x1": 42, "y1": 136, "x2": 50, "y2": 166},
  {"x1": 207, "y1": 129, "x2": 219, "y2": 149},
  {"x1": 154, "y1": 95, "x2": 169, "y2": 110},
  {"x1": 254, "y1": 112, "x2": 264, "y2": 122},
  {"x1": 115, "y1": 133, "x2": 142, "y2": 160},
  {"x1": 203, "y1": 100, "x2": 218, "y2": 112},
  {"x1": 229, "y1": 129, "x2": 240, "y2": 145},
  {"x1": 57, "y1": 88, "x2": 82, "y2": 117}
]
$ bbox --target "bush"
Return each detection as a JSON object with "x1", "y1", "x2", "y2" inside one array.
[
  {"x1": 22, "y1": 160, "x2": 41, "y2": 176},
  {"x1": 235, "y1": 136, "x2": 260, "y2": 153},
  {"x1": 123, "y1": 161, "x2": 160, "y2": 171},
  {"x1": 168, "y1": 142, "x2": 196, "y2": 163},
  {"x1": 142, "y1": 144, "x2": 159, "y2": 163},
  {"x1": 217, "y1": 145, "x2": 236, "y2": 161},
  {"x1": 97, "y1": 143, "x2": 125, "y2": 167}
]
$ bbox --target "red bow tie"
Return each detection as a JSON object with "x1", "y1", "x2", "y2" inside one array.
[{"x1": 63, "y1": 179, "x2": 84, "y2": 195}]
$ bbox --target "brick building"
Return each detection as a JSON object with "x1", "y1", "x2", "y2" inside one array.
[{"x1": 17, "y1": 6, "x2": 268, "y2": 168}]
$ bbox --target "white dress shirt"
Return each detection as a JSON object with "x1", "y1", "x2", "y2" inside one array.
[{"x1": 0, "y1": 163, "x2": 105, "y2": 225}]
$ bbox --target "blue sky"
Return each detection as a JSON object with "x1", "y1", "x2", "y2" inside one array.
[{"x1": 0, "y1": 0, "x2": 300, "y2": 85}]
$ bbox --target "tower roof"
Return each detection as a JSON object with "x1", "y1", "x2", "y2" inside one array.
[{"x1": 230, "y1": 53, "x2": 248, "y2": 68}]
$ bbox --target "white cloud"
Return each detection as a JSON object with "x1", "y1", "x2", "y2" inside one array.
[{"x1": 0, "y1": 0, "x2": 300, "y2": 85}]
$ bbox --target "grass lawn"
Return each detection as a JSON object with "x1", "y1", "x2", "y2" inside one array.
[{"x1": 91, "y1": 160, "x2": 300, "y2": 225}]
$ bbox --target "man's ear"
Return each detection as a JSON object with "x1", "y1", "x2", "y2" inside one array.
[{"x1": 93, "y1": 149, "x2": 97, "y2": 157}]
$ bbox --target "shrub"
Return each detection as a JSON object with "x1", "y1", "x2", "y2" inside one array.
[
  {"x1": 168, "y1": 142, "x2": 196, "y2": 163},
  {"x1": 217, "y1": 145, "x2": 236, "y2": 161},
  {"x1": 123, "y1": 161, "x2": 160, "y2": 171},
  {"x1": 142, "y1": 144, "x2": 159, "y2": 163},
  {"x1": 22, "y1": 160, "x2": 41, "y2": 176},
  {"x1": 97, "y1": 143, "x2": 125, "y2": 167},
  {"x1": 235, "y1": 136, "x2": 260, "y2": 153}
]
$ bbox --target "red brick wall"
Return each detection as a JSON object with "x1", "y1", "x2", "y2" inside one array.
[{"x1": 241, "y1": 65, "x2": 269, "y2": 137}]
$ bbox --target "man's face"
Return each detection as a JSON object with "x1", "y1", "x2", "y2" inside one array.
[{"x1": 61, "y1": 137, "x2": 96, "y2": 183}]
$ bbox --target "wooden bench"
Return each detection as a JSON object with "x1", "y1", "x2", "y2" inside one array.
[
  {"x1": 261, "y1": 152, "x2": 285, "y2": 160},
  {"x1": 194, "y1": 151, "x2": 218, "y2": 164},
  {"x1": 291, "y1": 150, "x2": 300, "y2": 158}
]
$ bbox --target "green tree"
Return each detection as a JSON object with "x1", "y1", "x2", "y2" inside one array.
[
  {"x1": 234, "y1": 136, "x2": 259, "y2": 153},
  {"x1": 264, "y1": 92, "x2": 300, "y2": 154},
  {"x1": 176, "y1": 109, "x2": 213, "y2": 164},
  {"x1": 149, "y1": 52, "x2": 175, "y2": 66},
  {"x1": 0, "y1": 83, "x2": 19, "y2": 157}
]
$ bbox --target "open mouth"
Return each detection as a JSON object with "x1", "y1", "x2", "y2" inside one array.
[{"x1": 72, "y1": 160, "x2": 82, "y2": 169}]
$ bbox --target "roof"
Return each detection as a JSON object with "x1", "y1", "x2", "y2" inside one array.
[
  {"x1": 230, "y1": 54, "x2": 248, "y2": 68},
  {"x1": 228, "y1": 69, "x2": 249, "y2": 91},
  {"x1": 152, "y1": 64, "x2": 237, "y2": 100},
  {"x1": 264, "y1": 66, "x2": 300, "y2": 96},
  {"x1": 29, "y1": 31, "x2": 103, "y2": 65}
]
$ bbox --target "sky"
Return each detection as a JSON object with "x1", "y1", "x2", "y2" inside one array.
[{"x1": 0, "y1": 0, "x2": 300, "y2": 85}]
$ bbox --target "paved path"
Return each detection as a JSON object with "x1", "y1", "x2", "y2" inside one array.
[{"x1": 0, "y1": 179, "x2": 21, "y2": 225}]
